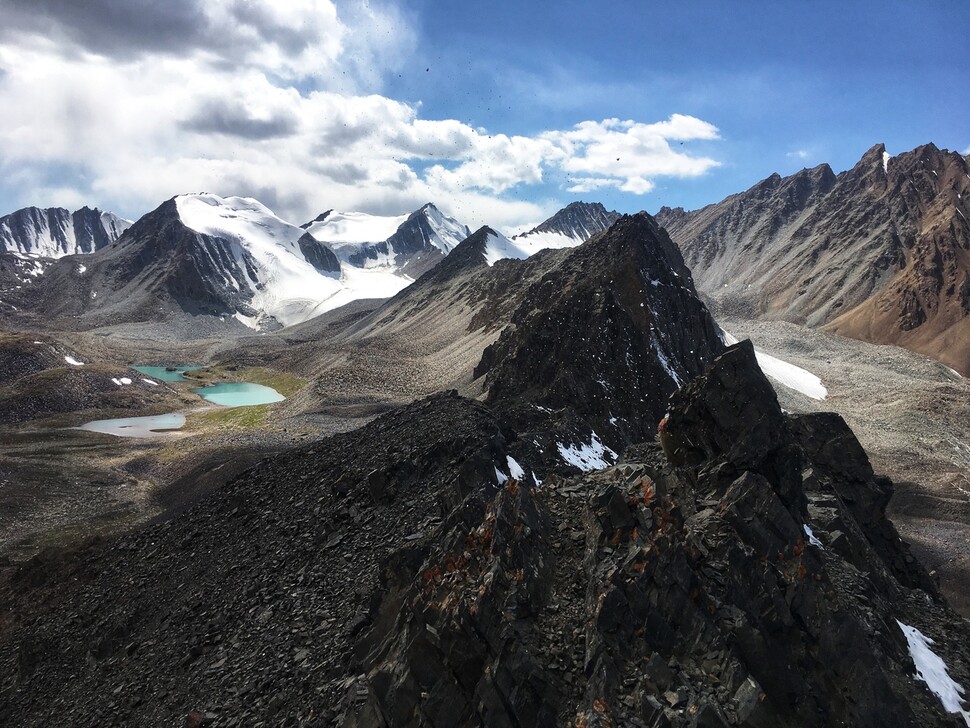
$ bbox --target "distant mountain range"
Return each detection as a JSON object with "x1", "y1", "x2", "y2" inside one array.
[
  {"x1": 3, "y1": 142, "x2": 968, "y2": 376},
  {"x1": 7, "y1": 204, "x2": 969, "y2": 726},
  {"x1": 656, "y1": 142, "x2": 970, "y2": 375},
  {"x1": 0, "y1": 197, "x2": 619, "y2": 332},
  {"x1": 0, "y1": 206, "x2": 131, "y2": 257}
]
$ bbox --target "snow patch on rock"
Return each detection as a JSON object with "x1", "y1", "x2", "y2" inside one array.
[
  {"x1": 557, "y1": 432, "x2": 617, "y2": 472},
  {"x1": 720, "y1": 328, "x2": 827, "y2": 400},
  {"x1": 897, "y1": 621, "x2": 970, "y2": 725}
]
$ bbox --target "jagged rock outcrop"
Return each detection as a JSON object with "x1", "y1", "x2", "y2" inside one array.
[
  {"x1": 476, "y1": 213, "x2": 724, "y2": 455},
  {"x1": 657, "y1": 143, "x2": 970, "y2": 374},
  {"x1": 299, "y1": 234, "x2": 341, "y2": 274}
]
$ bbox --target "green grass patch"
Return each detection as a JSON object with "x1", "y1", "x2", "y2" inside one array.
[
  {"x1": 195, "y1": 404, "x2": 271, "y2": 429},
  {"x1": 233, "y1": 367, "x2": 305, "y2": 397}
]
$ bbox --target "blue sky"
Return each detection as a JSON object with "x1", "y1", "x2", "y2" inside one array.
[{"x1": 0, "y1": 0, "x2": 967, "y2": 229}]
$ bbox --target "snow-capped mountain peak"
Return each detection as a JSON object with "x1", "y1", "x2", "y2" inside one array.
[
  {"x1": 174, "y1": 193, "x2": 346, "y2": 328},
  {"x1": 512, "y1": 201, "x2": 620, "y2": 251},
  {"x1": 176, "y1": 193, "x2": 306, "y2": 257},
  {"x1": 0, "y1": 205, "x2": 132, "y2": 258},
  {"x1": 415, "y1": 203, "x2": 471, "y2": 254},
  {"x1": 303, "y1": 202, "x2": 469, "y2": 255},
  {"x1": 301, "y1": 202, "x2": 470, "y2": 282}
]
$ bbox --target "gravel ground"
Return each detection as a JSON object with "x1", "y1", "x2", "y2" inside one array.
[{"x1": 719, "y1": 317, "x2": 970, "y2": 616}]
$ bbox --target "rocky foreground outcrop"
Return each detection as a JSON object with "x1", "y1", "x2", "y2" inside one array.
[
  {"x1": 2, "y1": 342, "x2": 968, "y2": 726},
  {"x1": 345, "y1": 341, "x2": 970, "y2": 727}
]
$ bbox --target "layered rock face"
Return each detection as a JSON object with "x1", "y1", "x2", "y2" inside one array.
[
  {"x1": 513, "y1": 201, "x2": 621, "y2": 245},
  {"x1": 657, "y1": 143, "x2": 970, "y2": 374}
]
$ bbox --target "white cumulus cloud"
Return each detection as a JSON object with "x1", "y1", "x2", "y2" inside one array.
[{"x1": 0, "y1": 0, "x2": 722, "y2": 231}]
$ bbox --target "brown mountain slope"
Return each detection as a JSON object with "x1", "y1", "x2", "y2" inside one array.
[{"x1": 656, "y1": 143, "x2": 970, "y2": 374}]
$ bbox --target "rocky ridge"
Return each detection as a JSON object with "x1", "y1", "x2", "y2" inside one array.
[
  {"x1": 656, "y1": 143, "x2": 970, "y2": 374},
  {"x1": 477, "y1": 213, "x2": 724, "y2": 455},
  {"x1": 344, "y1": 342, "x2": 970, "y2": 727}
]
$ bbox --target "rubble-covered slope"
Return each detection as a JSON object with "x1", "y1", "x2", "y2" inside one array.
[{"x1": 3, "y1": 343, "x2": 968, "y2": 726}]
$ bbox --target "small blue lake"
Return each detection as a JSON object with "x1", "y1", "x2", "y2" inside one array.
[
  {"x1": 77, "y1": 413, "x2": 186, "y2": 438},
  {"x1": 131, "y1": 365, "x2": 201, "y2": 382},
  {"x1": 191, "y1": 382, "x2": 285, "y2": 407}
]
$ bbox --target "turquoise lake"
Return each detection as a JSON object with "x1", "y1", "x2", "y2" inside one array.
[
  {"x1": 131, "y1": 365, "x2": 201, "y2": 382},
  {"x1": 191, "y1": 382, "x2": 285, "y2": 407}
]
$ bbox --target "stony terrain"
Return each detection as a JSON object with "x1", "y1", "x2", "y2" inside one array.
[{"x1": 3, "y1": 344, "x2": 968, "y2": 726}]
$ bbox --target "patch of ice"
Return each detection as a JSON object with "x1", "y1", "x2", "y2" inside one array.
[
  {"x1": 33, "y1": 340, "x2": 42, "y2": 344},
  {"x1": 506, "y1": 456, "x2": 525, "y2": 480},
  {"x1": 509, "y1": 228, "x2": 587, "y2": 253},
  {"x1": 142, "y1": 378, "x2": 159, "y2": 386},
  {"x1": 896, "y1": 620, "x2": 970, "y2": 725},
  {"x1": 64, "y1": 355, "x2": 84, "y2": 366},
  {"x1": 119, "y1": 377, "x2": 132, "y2": 385},
  {"x1": 481, "y1": 230, "x2": 533, "y2": 266},
  {"x1": 77, "y1": 263, "x2": 87, "y2": 274},
  {"x1": 305, "y1": 210, "x2": 408, "y2": 244},
  {"x1": 111, "y1": 377, "x2": 123, "y2": 386},
  {"x1": 803, "y1": 524, "x2": 824, "y2": 549},
  {"x1": 882, "y1": 150, "x2": 892, "y2": 174},
  {"x1": 494, "y1": 467, "x2": 508, "y2": 485},
  {"x1": 557, "y1": 431, "x2": 617, "y2": 472},
  {"x1": 719, "y1": 328, "x2": 827, "y2": 400}
]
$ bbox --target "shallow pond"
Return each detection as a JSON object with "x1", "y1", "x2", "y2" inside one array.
[
  {"x1": 131, "y1": 365, "x2": 201, "y2": 382},
  {"x1": 190, "y1": 382, "x2": 285, "y2": 407},
  {"x1": 77, "y1": 413, "x2": 186, "y2": 438}
]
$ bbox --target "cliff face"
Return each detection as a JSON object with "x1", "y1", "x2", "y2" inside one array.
[{"x1": 657, "y1": 143, "x2": 970, "y2": 374}]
